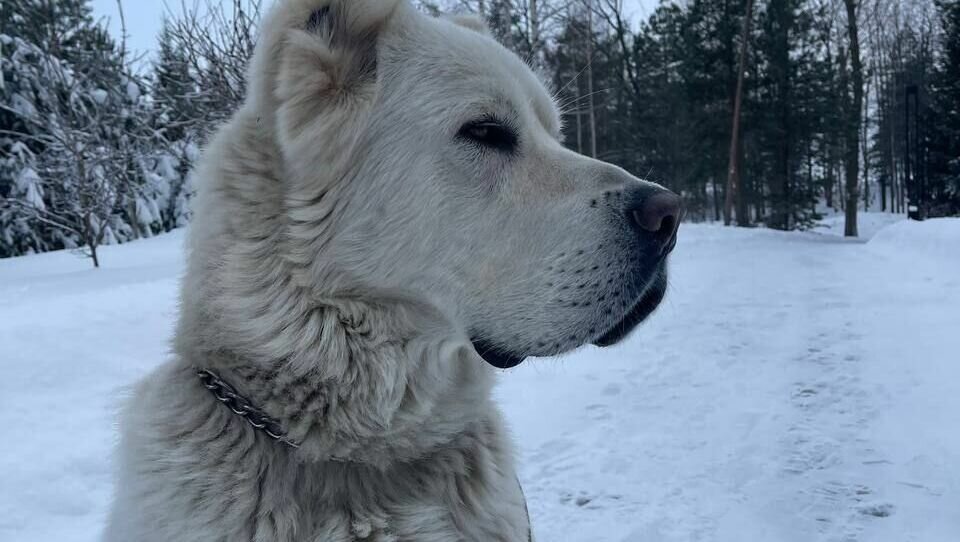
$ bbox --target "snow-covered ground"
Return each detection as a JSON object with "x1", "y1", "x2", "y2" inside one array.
[
  {"x1": 2, "y1": 214, "x2": 958, "y2": 542},
  {"x1": 813, "y1": 210, "x2": 906, "y2": 240}
]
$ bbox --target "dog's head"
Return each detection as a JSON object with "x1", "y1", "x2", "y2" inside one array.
[{"x1": 251, "y1": 0, "x2": 680, "y2": 369}]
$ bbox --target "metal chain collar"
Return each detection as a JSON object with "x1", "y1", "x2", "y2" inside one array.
[
  {"x1": 197, "y1": 369, "x2": 531, "y2": 537},
  {"x1": 196, "y1": 368, "x2": 300, "y2": 449}
]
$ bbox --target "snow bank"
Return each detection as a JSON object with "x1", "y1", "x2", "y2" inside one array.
[
  {"x1": 815, "y1": 212, "x2": 905, "y2": 241},
  {"x1": 867, "y1": 218, "x2": 960, "y2": 260}
]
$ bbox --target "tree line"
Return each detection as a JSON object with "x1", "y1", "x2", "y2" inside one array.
[
  {"x1": 458, "y1": 0, "x2": 959, "y2": 231},
  {"x1": 1, "y1": 0, "x2": 958, "y2": 266}
]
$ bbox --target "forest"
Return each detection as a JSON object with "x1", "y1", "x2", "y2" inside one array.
[{"x1": 2, "y1": 0, "x2": 959, "y2": 265}]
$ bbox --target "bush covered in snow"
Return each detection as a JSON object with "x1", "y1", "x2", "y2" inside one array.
[{"x1": 0, "y1": 0, "x2": 226, "y2": 265}]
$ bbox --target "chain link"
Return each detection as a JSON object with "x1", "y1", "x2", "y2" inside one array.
[
  {"x1": 197, "y1": 369, "x2": 300, "y2": 449},
  {"x1": 197, "y1": 370, "x2": 527, "y2": 535}
]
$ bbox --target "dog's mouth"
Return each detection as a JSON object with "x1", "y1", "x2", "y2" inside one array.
[
  {"x1": 472, "y1": 266, "x2": 668, "y2": 369},
  {"x1": 592, "y1": 268, "x2": 668, "y2": 347},
  {"x1": 471, "y1": 339, "x2": 527, "y2": 369}
]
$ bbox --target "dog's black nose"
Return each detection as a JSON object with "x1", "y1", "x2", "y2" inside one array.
[{"x1": 626, "y1": 187, "x2": 682, "y2": 255}]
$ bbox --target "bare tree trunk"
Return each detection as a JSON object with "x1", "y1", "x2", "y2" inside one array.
[
  {"x1": 890, "y1": 97, "x2": 899, "y2": 212},
  {"x1": 890, "y1": 158, "x2": 900, "y2": 213},
  {"x1": 861, "y1": 73, "x2": 871, "y2": 211},
  {"x1": 843, "y1": 0, "x2": 862, "y2": 237},
  {"x1": 83, "y1": 212, "x2": 100, "y2": 268},
  {"x1": 825, "y1": 170, "x2": 834, "y2": 208},
  {"x1": 756, "y1": 175, "x2": 765, "y2": 219},
  {"x1": 837, "y1": 167, "x2": 845, "y2": 211},
  {"x1": 899, "y1": 164, "x2": 904, "y2": 212},
  {"x1": 712, "y1": 176, "x2": 721, "y2": 221},
  {"x1": 876, "y1": 80, "x2": 887, "y2": 212},
  {"x1": 881, "y1": 175, "x2": 887, "y2": 211},
  {"x1": 127, "y1": 201, "x2": 141, "y2": 240},
  {"x1": 808, "y1": 140, "x2": 815, "y2": 216},
  {"x1": 891, "y1": 164, "x2": 897, "y2": 212},
  {"x1": 868, "y1": 4, "x2": 891, "y2": 213},
  {"x1": 90, "y1": 243, "x2": 100, "y2": 268},
  {"x1": 723, "y1": 0, "x2": 754, "y2": 226}
]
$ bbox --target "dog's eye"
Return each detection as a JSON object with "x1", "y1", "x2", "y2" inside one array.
[{"x1": 457, "y1": 120, "x2": 518, "y2": 153}]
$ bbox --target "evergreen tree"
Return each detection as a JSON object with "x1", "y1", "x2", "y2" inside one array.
[
  {"x1": 928, "y1": 0, "x2": 960, "y2": 215},
  {"x1": 680, "y1": 0, "x2": 744, "y2": 222},
  {"x1": 0, "y1": 0, "x2": 103, "y2": 62},
  {"x1": 153, "y1": 21, "x2": 199, "y2": 143}
]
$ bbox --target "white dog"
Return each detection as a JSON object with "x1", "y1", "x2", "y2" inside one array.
[{"x1": 104, "y1": 0, "x2": 680, "y2": 540}]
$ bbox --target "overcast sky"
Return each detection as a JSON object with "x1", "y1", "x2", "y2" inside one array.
[{"x1": 91, "y1": 0, "x2": 660, "y2": 65}]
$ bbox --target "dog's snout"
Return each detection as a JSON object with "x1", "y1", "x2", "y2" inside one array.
[{"x1": 626, "y1": 187, "x2": 682, "y2": 255}]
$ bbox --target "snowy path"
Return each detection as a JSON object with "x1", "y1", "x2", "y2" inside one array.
[
  {"x1": 1, "y1": 217, "x2": 958, "y2": 541},
  {"x1": 502, "y1": 219, "x2": 960, "y2": 542}
]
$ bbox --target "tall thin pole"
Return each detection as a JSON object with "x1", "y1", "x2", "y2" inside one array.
[{"x1": 724, "y1": 0, "x2": 754, "y2": 226}]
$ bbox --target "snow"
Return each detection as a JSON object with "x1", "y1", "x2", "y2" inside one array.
[
  {"x1": 10, "y1": 91, "x2": 38, "y2": 119},
  {"x1": 125, "y1": 80, "x2": 141, "y2": 102},
  {"x1": 814, "y1": 211, "x2": 906, "y2": 240},
  {"x1": 868, "y1": 218, "x2": 960, "y2": 259},
  {"x1": 1, "y1": 216, "x2": 959, "y2": 542},
  {"x1": 15, "y1": 167, "x2": 45, "y2": 211},
  {"x1": 90, "y1": 88, "x2": 108, "y2": 104}
]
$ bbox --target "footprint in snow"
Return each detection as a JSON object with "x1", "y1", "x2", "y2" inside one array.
[
  {"x1": 602, "y1": 383, "x2": 621, "y2": 396},
  {"x1": 859, "y1": 503, "x2": 895, "y2": 518},
  {"x1": 559, "y1": 490, "x2": 623, "y2": 509},
  {"x1": 585, "y1": 403, "x2": 612, "y2": 421}
]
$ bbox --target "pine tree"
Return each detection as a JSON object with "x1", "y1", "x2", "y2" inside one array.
[
  {"x1": 928, "y1": 0, "x2": 960, "y2": 215},
  {"x1": 623, "y1": 4, "x2": 702, "y2": 217},
  {"x1": 153, "y1": 21, "x2": 199, "y2": 143},
  {"x1": 0, "y1": 0, "x2": 101, "y2": 62}
]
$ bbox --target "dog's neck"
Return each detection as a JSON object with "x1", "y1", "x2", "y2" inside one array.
[
  {"x1": 124, "y1": 349, "x2": 529, "y2": 541},
  {"x1": 176, "y1": 295, "x2": 495, "y2": 466}
]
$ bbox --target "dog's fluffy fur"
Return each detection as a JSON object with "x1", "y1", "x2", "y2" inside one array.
[{"x1": 104, "y1": 1, "x2": 673, "y2": 540}]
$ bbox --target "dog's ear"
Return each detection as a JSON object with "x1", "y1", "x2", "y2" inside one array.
[
  {"x1": 274, "y1": 0, "x2": 403, "y2": 102},
  {"x1": 246, "y1": 0, "x2": 403, "y2": 117},
  {"x1": 302, "y1": 1, "x2": 402, "y2": 39},
  {"x1": 447, "y1": 14, "x2": 492, "y2": 36},
  {"x1": 247, "y1": 0, "x2": 404, "y2": 169}
]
